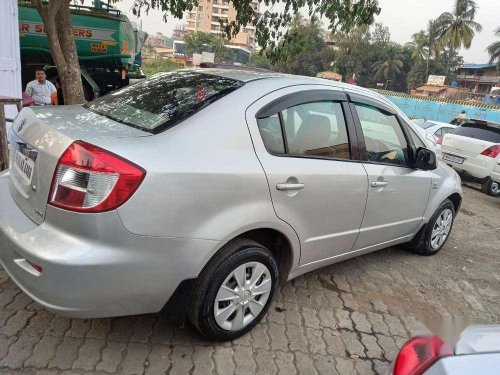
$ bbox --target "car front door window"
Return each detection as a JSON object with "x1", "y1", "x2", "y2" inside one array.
[{"x1": 354, "y1": 103, "x2": 408, "y2": 166}]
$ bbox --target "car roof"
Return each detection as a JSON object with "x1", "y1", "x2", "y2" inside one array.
[
  {"x1": 427, "y1": 120, "x2": 456, "y2": 127},
  {"x1": 192, "y1": 68, "x2": 287, "y2": 82},
  {"x1": 195, "y1": 68, "x2": 391, "y2": 101}
]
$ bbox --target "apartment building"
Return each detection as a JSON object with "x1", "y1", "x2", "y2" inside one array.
[
  {"x1": 184, "y1": 0, "x2": 258, "y2": 50},
  {"x1": 456, "y1": 63, "x2": 500, "y2": 94}
]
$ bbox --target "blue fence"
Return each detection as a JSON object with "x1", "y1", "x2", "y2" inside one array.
[{"x1": 382, "y1": 94, "x2": 500, "y2": 124}]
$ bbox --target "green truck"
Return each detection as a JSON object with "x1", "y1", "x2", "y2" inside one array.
[{"x1": 18, "y1": 0, "x2": 147, "y2": 101}]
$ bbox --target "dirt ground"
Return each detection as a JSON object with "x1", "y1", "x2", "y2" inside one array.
[{"x1": 0, "y1": 185, "x2": 498, "y2": 375}]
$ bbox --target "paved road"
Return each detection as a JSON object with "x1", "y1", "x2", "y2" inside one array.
[{"x1": 0, "y1": 186, "x2": 498, "y2": 375}]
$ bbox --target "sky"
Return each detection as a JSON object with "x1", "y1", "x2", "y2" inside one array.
[{"x1": 114, "y1": 0, "x2": 498, "y2": 63}]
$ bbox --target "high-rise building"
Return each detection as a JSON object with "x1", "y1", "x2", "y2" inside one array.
[{"x1": 184, "y1": 0, "x2": 258, "y2": 50}]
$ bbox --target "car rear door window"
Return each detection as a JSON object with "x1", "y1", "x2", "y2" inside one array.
[
  {"x1": 354, "y1": 103, "x2": 408, "y2": 166},
  {"x1": 281, "y1": 101, "x2": 350, "y2": 159},
  {"x1": 84, "y1": 71, "x2": 244, "y2": 133},
  {"x1": 257, "y1": 114, "x2": 285, "y2": 154}
]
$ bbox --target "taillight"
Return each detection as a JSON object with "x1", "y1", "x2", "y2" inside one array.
[
  {"x1": 480, "y1": 145, "x2": 500, "y2": 158},
  {"x1": 393, "y1": 335, "x2": 452, "y2": 375},
  {"x1": 436, "y1": 135, "x2": 444, "y2": 145},
  {"x1": 49, "y1": 141, "x2": 145, "y2": 213}
]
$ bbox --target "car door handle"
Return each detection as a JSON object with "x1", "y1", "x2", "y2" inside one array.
[
  {"x1": 371, "y1": 181, "x2": 388, "y2": 187},
  {"x1": 276, "y1": 183, "x2": 305, "y2": 191}
]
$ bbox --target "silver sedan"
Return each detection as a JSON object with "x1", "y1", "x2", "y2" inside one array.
[{"x1": 0, "y1": 69, "x2": 463, "y2": 340}]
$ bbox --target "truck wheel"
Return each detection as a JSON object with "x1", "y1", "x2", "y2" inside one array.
[
  {"x1": 412, "y1": 199, "x2": 456, "y2": 256},
  {"x1": 188, "y1": 239, "x2": 278, "y2": 341},
  {"x1": 482, "y1": 178, "x2": 500, "y2": 197}
]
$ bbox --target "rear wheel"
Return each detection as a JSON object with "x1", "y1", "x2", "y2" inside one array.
[
  {"x1": 482, "y1": 178, "x2": 500, "y2": 197},
  {"x1": 188, "y1": 239, "x2": 278, "y2": 341},
  {"x1": 412, "y1": 199, "x2": 456, "y2": 256}
]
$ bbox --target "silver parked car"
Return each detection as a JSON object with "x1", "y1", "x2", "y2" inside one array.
[{"x1": 0, "y1": 69, "x2": 463, "y2": 341}]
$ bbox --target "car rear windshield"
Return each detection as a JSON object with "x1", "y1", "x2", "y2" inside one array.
[
  {"x1": 84, "y1": 71, "x2": 244, "y2": 133},
  {"x1": 452, "y1": 123, "x2": 500, "y2": 143}
]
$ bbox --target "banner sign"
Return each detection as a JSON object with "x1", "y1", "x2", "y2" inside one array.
[
  {"x1": 19, "y1": 22, "x2": 116, "y2": 42},
  {"x1": 427, "y1": 75, "x2": 446, "y2": 86}
]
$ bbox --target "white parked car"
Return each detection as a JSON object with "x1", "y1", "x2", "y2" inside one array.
[
  {"x1": 436, "y1": 120, "x2": 500, "y2": 196},
  {"x1": 413, "y1": 119, "x2": 456, "y2": 144}
]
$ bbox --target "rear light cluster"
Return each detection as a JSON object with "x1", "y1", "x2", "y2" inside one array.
[
  {"x1": 49, "y1": 141, "x2": 145, "y2": 213},
  {"x1": 480, "y1": 145, "x2": 500, "y2": 158},
  {"x1": 393, "y1": 335, "x2": 453, "y2": 375}
]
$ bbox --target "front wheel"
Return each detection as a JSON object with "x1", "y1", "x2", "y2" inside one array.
[
  {"x1": 413, "y1": 199, "x2": 456, "y2": 256},
  {"x1": 482, "y1": 178, "x2": 500, "y2": 197},
  {"x1": 188, "y1": 239, "x2": 278, "y2": 341}
]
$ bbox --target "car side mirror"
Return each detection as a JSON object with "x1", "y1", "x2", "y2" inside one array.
[{"x1": 415, "y1": 147, "x2": 437, "y2": 170}]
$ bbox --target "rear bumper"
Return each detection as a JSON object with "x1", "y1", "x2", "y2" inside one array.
[
  {"x1": 437, "y1": 149, "x2": 496, "y2": 180},
  {"x1": 0, "y1": 171, "x2": 216, "y2": 318}
]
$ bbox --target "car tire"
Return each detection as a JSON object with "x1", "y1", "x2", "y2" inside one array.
[
  {"x1": 412, "y1": 199, "x2": 456, "y2": 256},
  {"x1": 188, "y1": 239, "x2": 278, "y2": 341},
  {"x1": 481, "y1": 178, "x2": 500, "y2": 197}
]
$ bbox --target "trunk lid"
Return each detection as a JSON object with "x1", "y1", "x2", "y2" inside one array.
[
  {"x1": 455, "y1": 325, "x2": 500, "y2": 355},
  {"x1": 9, "y1": 106, "x2": 151, "y2": 224},
  {"x1": 441, "y1": 133, "x2": 494, "y2": 157}
]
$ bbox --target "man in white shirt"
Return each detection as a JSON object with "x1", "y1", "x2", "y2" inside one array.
[{"x1": 25, "y1": 67, "x2": 57, "y2": 106}]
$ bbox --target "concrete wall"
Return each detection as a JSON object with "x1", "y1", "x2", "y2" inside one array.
[{"x1": 384, "y1": 95, "x2": 500, "y2": 124}]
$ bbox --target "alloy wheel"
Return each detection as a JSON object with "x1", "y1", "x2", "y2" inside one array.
[
  {"x1": 430, "y1": 208, "x2": 453, "y2": 250},
  {"x1": 491, "y1": 181, "x2": 500, "y2": 196},
  {"x1": 213, "y1": 262, "x2": 272, "y2": 331}
]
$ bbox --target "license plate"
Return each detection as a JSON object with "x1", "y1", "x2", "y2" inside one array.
[
  {"x1": 14, "y1": 150, "x2": 35, "y2": 185},
  {"x1": 442, "y1": 154, "x2": 465, "y2": 165}
]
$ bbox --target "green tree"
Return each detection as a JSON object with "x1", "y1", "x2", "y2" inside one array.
[
  {"x1": 272, "y1": 19, "x2": 335, "y2": 76},
  {"x1": 406, "y1": 20, "x2": 442, "y2": 80},
  {"x1": 487, "y1": 27, "x2": 500, "y2": 65},
  {"x1": 371, "y1": 47, "x2": 404, "y2": 88},
  {"x1": 407, "y1": 59, "x2": 428, "y2": 90},
  {"x1": 435, "y1": 0, "x2": 482, "y2": 50},
  {"x1": 427, "y1": 20, "x2": 443, "y2": 59},
  {"x1": 130, "y1": 0, "x2": 380, "y2": 55},
  {"x1": 407, "y1": 47, "x2": 463, "y2": 89},
  {"x1": 371, "y1": 22, "x2": 390, "y2": 45},
  {"x1": 406, "y1": 30, "x2": 428, "y2": 61},
  {"x1": 183, "y1": 32, "x2": 232, "y2": 63},
  {"x1": 332, "y1": 26, "x2": 371, "y2": 82},
  {"x1": 248, "y1": 53, "x2": 272, "y2": 69}
]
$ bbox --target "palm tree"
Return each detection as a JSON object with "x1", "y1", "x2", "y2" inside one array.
[
  {"x1": 435, "y1": 0, "x2": 482, "y2": 50},
  {"x1": 372, "y1": 47, "x2": 404, "y2": 88},
  {"x1": 427, "y1": 20, "x2": 443, "y2": 59},
  {"x1": 307, "y1": 13, "x2": 322, "y2": 30},
  {"x1": 290, "y1": 14, "x2": 305, "y2": 29},
  {"x1": 406, "y1": 30, "x2": 428, "y2": 61},
  {"x1": 487, "y1": 27, "x2": 500, "y2": 64}
]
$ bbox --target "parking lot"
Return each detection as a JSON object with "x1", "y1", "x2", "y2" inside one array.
[{"x1": 0, "y1": 185, "x2": 497, "y2": 375}]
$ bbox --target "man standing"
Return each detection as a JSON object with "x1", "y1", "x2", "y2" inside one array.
[{"x1": 25, "y1": 67, "x2": 56, "y2": 106}]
